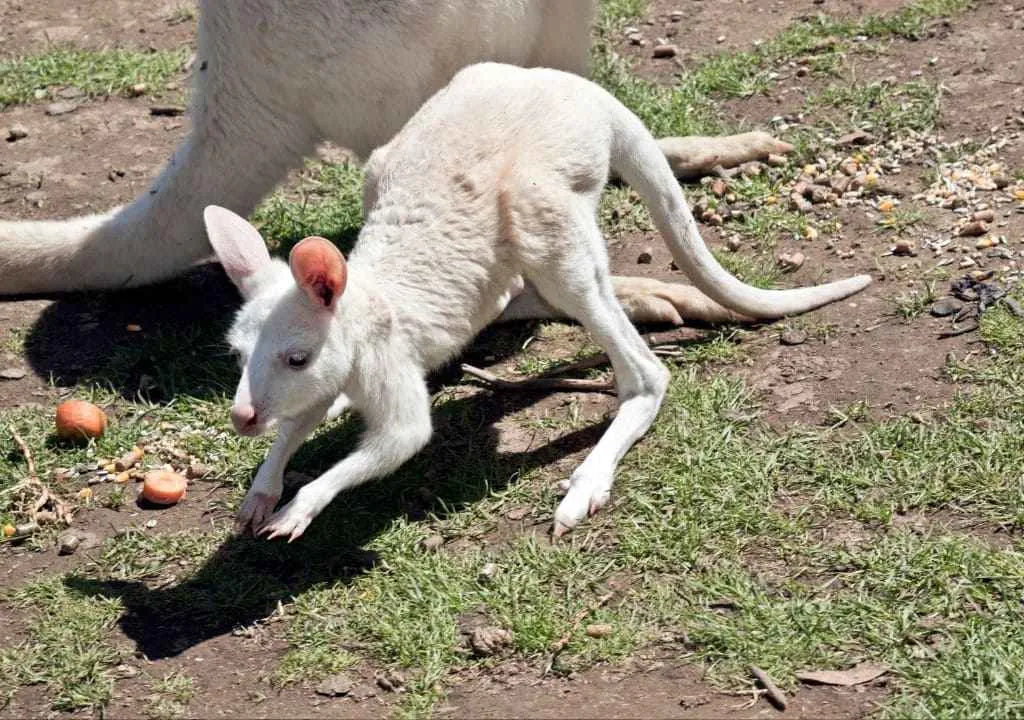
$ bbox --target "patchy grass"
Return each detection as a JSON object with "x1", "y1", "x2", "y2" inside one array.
[
  {"x1": 146, "y1": 671, "x2": 195, "y2": 718},
  {"x1": 809, "y1": 81, "x2": 942, "y2": 137},
  {"x1": 0, "y1": 577, "x2": 123, "y2": 711},
  {"x1": 0, "y1": 48, "x2": 190, "y2": 108}
]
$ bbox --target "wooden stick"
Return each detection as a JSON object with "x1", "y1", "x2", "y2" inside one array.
[
  {"x1": 10, "y1": 428, "x2": 36, "y2": 477},
  {"x1": 545, "y1": 591, "x2": 616, "y2": 673},
  {"x1": 461, "y1": 364, "x2": 615, "y2": 394},
  {"x1": 750, "y1": 665, "x2": 787, "y2": 711},
  {"x1": 540, "y1": 327, "x2": 707, "y2": 378}
]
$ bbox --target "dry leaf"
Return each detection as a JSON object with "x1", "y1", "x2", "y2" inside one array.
[{"x1": 796, "y1": 662, "x2": 888, "y2": 686}]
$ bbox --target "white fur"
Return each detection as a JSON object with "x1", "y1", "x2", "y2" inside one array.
[
  {"x1": 207, "y1": 64, "x2": 870, "y2": 541},
  {"x1": 0, "y1": 0, "x2": 792, "y2": 327}
]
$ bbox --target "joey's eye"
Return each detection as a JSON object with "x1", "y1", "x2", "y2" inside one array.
[{"x1": 287, "y1": 353, "x2": 309, "y2": 369}]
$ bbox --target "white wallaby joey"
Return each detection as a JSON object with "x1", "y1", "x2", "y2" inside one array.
[
  {"x1": 0, "y1": 0, "x2": 791, "y2": 330},
  {"x1": 207, "y1": 64, "x2": 871, "y2": 541}
]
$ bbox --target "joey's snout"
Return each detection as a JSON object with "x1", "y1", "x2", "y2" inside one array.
[{"x1": 230, "y1": 404, "x2": 262, "y2": 436}]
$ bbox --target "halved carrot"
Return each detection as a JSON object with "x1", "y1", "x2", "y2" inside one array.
[{"x1": 141, "y1": 471, "x2": 187, "y2": 506}]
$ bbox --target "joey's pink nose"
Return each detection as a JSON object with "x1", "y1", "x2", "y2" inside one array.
[{"x1": 230, "y1": 405, "x2": 258, "y2": 433}]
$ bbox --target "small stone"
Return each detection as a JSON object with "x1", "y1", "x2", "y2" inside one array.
[
  {"x1": 186, "y1": 460, "x2": 211, "y2": 479},
  {"x1": 652, "y1": 44, "x2": 678, "y2": 59},
  {"x1": 144, "y1": 519, "x2": 158, "y2": 529},
  {"x1": 809, "y1": 186, "x2": 830, "y2": 205},
  {"x1": 45, "y1": 102, "x2": 78, "y2": 116},
  {"x1": 628, "y1": 32, "x2": 645, "y2": 46},
  {"x1": 128, "y1": 83, "x2": 148, "y2": 97},
  {"x1": 6, "y1": 125, "x2": 28, "y2": 142},
  {"x1": 469, "y1": 626, "x2": 513, "y2": 657},
  {"x1": 506, "y1": 506, "x2": 530, "y2": 521},
  {"x1": 930, "y1": 297, "x2": 963, "y2": 317},
  {"x1": 477, "y1": 562, "x2": 498, "y2": 584},
  {"x1": 0, "y1": 367, "x2": 26, "y2": 380},
  {"x1": 893, "y1": 239, "x2": 916, "y2": 257},
  {"x1": 316, "y1": 672, "x2": 356, "y2": 697},
  {"x1": 637, "y1": 247, "x2": 653, "y2": 264},
  {"x1": 669, "y1": 10, "x2": 683, "y2": 21},
  {"x1": 829, "y1": 174, "x2": 851, "y2": 194},
  {"x1": 725, "y1": 236, "x2": 743, "y2": 252},
  {"x1": 421, "y1": 534, "x2": 444, "y2": 551},
  {"x1": 971, "y1": 209, "x2": 995, "y2": 223},
  {"x1": 585, "y1": 623, "x2": 614, "y2": 638},
  {"x1": 57, "y1": 532, "x2": 82, "y2": 555},
  {"x1": 778, "y1": 252, "x2": 805, "y2": 271},
  {"x1": 780, "y1": 328, "x2": 808, "y2": 346},
  {"x1": 704, "y1": 212, "x2": 723, "y2": 226},
  {"x1": 790, "y1": 194, "x2": 813, "y2": 213},
  {"x1": 958, "y1": 221, "x2": 988, "y2": 237},
  {"x1": 24, "y1": 191, "x2": 45, "y2": 207},
  {"x1": 710, "y1": 178, "x2": 728, "y2": 197},
  {"x1": 837, "y1": 130, "x2": 873, "y2": 146},
  {"x1": 766, "y1": 153, "x2": 787, "y2": 167},
  {"x1": 77, "y1": 487, "x2": 93, "y2": 501},
  {"x1": 376, "y1": 671, "x2": 405, "y2": 693},
  {"x1": 878, "y1": 199, "x2": 895, "y2": 213},
  {"x1": 976, "y1": 236, "x2": 997, "y2": 250}
]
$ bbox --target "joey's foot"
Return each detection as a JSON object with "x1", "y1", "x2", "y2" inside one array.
[
  {"x1": 235, "y1": 491, "x2": 281, "y2": 535},
  {"x1": 551, "y1": 472, "x2": 612, "y2": 538}
]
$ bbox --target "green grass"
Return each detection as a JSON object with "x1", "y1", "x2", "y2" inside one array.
[
  {"x1": 0, "y1": 577, "x2": 123, "y2": 711},
  {"x1": 809, "y1": 81, "x2": 942, "y2": 137},
  {"x1": 0, "y1": 48, "x2": 190, "y2": 108}
]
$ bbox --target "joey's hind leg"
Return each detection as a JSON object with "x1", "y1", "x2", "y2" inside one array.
[{"x1": 521, "y1": 213, "x2": 670, "y2": 535}]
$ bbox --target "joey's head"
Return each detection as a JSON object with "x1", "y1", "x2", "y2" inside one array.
[{"x1": 203, "y1": 206, "x2": 353, "y2": 436}]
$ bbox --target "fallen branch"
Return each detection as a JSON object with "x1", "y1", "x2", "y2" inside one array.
[
  {"x1": 540, "y1": 327, "x2": 707, "y2": 378},
  {"x1": 750, "y1": 665, "x2": 787, "y2": 711},
  {"x1": 461, "y1": 364, "x2": 614, "y2": 393},
  {"x1": 11, "y1": 429, "x2": 36, "y2": 477},
  {"x1": 6, "y1": 426, "x2": 73, "y2": 527},
  {"x1": 544, "y1": 591, "x2": 616, "y2": 673}
]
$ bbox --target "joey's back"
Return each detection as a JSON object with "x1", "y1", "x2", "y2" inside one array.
[{"x1": 349, "y1": 64, "x2": 612, "y2": 369}]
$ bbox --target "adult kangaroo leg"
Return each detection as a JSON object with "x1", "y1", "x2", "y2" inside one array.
[{"x1": 0, "y1": 2, "x2": 318, "y2": 294}]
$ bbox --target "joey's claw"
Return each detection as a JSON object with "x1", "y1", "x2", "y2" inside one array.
[
  {"x1": 257, "y1": 498, "x2": 314, "y2": 541},
  {"x1": 235, "y1": 491, "x2": 280, "y2": 535}
]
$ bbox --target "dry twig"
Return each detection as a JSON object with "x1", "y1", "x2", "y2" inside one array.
[
  {"x1": 544, "y1": 591, "x2": 616, "y2": 673},
  {"x1": 461, "y1": 364, "x2": 614, "y2": 393},
  {"x1": 750, "y1": 665, "x2": 787, "y2": 711}
]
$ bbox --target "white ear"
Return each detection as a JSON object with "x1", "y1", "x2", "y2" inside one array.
[{"x1": 203, "y1": 205, "x2": 272, "y2": 298}]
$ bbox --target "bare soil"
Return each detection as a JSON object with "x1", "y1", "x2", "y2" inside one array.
[{"x1": 2, "y1": 0, "x2": 1023, "y2": 717}]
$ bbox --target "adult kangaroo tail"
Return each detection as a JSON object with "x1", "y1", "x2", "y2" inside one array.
[{"x1": 603, "y1": 95, "x2": 871, "y2": 319}]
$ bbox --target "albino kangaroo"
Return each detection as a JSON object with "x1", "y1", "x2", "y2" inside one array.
[
  {"x1": 0, "y1": 0, "x2": 789, "y2": 327},
  {"x1": 205, "y1": 64, "x2": 870, "y2": 541}
]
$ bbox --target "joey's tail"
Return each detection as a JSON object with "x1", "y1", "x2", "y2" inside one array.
[{"x1": 602, "y1": 95, "x2": 871, "y2": 319}]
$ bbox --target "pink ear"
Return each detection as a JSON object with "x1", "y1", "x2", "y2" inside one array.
[{"x1": 288, "y1": 237, "x2": 348, "y2": 309}]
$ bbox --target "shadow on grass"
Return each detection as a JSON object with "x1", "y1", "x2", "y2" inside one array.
[
  {"x1": 64, "y1": 380, "x2": 615, "y2": 660},
  {"x1": 18, "y1": 264, "x2": 241, "y2": 402}
]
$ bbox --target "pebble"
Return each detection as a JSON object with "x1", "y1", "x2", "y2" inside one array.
[
  {"x1": 972, "y1": 209, "x2": 996, "y2": 223},
  {"x1": 44, "y1": 102, "x2": 78, "y2": 116},
  {"x1": 144, "y1": 519, "x2": 158, "y2": 529},
  {"x1": 57, "y1": 532, "x2": 82, "y2": 555},
  {"x1": 893, "y1": 238, "x2": 916, "y2": 256},
  {"x1": 766, "y1": 153, "x2": 788, "y2": 167},
  {"x1": 778, "y1": 252, "x2": 805, "y2": 271},
  {"x1": 930, "y1": 297, "x2": 963, "y2": 317},
  {"x1": 469, "y1": 626, "x2": 513, "y2": 657},
  {"x1": 976, "y1": 236, "x2": 998, "y2": 250},
  {"x1": 780, "y1": 328, "x2": 808, "y2": 346},
  {"x1": 637, "y1": 247, "x2": 653, "y2": 264},
  {"x1": 710, "y1": 178, "x2": 728, "y2": 197},
  {"x1": 477, "y1": 562, "x2": 498, "y2": 584},
  {"x1": 5, "y1": 125, "x2": 28, "y2": 142},
  {"x1": 24, "y1": 191, "x2": 45, "y2": 207},
  {"x1": 0, "y1": 367, "x2": 26, "y2": 380},
  {"x1": 421, "y1": 534, "x2": 444, "y2": 551},
  {"x1": 652, "y1": 44, "x2": 678, "y2": 59},
  {"x1": 585, "y1": 624, "x2": 614, "y2": 638},
  {"x1": 316, "y1": 672, "x2": 356, "y2": 697},
  {"x1": 837, "y1": 130, "x2": 873, "y2": 146},
  {"x1": 958, "y1": 221, "x2": 988, "y2": 237},
  {"x1": 790, "y1": 194, "x2": 813, "y2": 213}
]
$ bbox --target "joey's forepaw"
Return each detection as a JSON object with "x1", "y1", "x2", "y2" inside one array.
[
  {"x1": 235, "y1": 491, "x2": 281, "y2": 535},
  {"x1": 258, "y1": 497, "x2": 315, "y2": 542}
]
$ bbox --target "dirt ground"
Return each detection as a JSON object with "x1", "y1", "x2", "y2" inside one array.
[{"x1": 2, "y1": 0, "x2": 1023, "y2": 718}]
